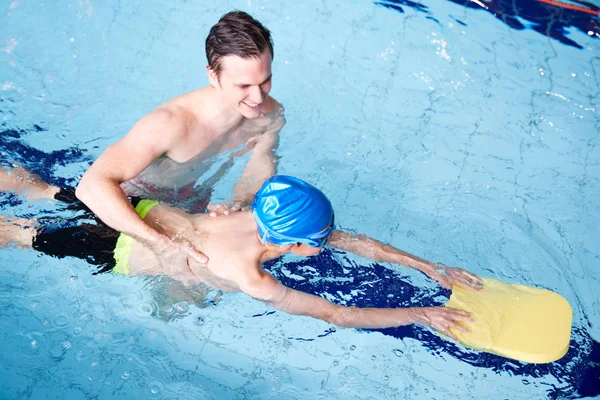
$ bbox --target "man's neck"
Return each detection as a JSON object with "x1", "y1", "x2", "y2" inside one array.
[{"x1": 203, "y1": 87, "x2": 246, "y2": 132}]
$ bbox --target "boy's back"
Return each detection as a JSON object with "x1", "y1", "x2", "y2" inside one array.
[{"x1": 128, "y1": 205, "x2": 269, "y2": 289}]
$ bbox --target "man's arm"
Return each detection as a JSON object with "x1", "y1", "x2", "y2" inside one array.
[
  {"x1": 207, "y1": 107, "x2": 285, "y2": 217},
  {"x1": 76, "y1": 108, "x2": 207, "y2": 262},
  {"x1": 233, "y1": 106, "x2": 285, "y2": 204},
  {"x1": 238, "y1": 268, "x2": 472, "y2": 339},
  {"x1": 327, "y1": 230, "x2": 483, "y2": 290}
]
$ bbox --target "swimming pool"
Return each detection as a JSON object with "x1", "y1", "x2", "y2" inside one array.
[{"x1": 1, "y1": 0, "x2": 599, "y2": 398}]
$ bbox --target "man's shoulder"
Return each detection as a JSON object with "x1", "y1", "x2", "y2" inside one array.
[
  {"x1": 162, "y1": 86, "x2": 209, "y2": 106},
  {"x1": 256, "y1": 96, "x2": 285, "y2": 134},
  {"x1": 150, "y1": 89, "x2": 212, "y2": 137},
  {"x1": 261, "y1": 95, "x2": 284, "y2": 117},
  {"x1": 158, "y1": 87, "x2": 211, "y2": 119}
]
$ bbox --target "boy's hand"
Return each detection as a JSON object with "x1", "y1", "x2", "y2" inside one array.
[
  {"x1": 416, "y1": 307, "x2": 474, "y2": 340},
  {"x1": 430, "y1": 263, "x2": 483, "y2": 291}
]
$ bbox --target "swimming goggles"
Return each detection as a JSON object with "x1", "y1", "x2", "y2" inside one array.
[{"x1": 254, "y1": 211, "x2": 336, "y2": 248}]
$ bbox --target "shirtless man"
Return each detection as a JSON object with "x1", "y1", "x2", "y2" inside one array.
[
  {"x1": 1, "y1": 170, "x2": 482, "y2": 339},
  {"x1": 75, "y1": 11, "x2": 285, "y2": 265}
]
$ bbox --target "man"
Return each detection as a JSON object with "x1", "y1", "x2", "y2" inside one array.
[
  {"x1": 75, "y1": 11, "x2": 285, "y2": 266},
  {"x1": 1, "y1": 169, "x2": 481, "y2": 339}
]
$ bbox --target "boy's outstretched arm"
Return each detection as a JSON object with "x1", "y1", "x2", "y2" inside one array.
[
  {"x1": 238, "y1": 267, "x2": 473, "y2": 340},
  {"x1": 327, "y1": 230, "x2": 483, "y2": 291}
]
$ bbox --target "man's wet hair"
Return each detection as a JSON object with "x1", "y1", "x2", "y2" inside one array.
[{"x1": 205, "y1": 11, "x2": 274, "y2": 80}]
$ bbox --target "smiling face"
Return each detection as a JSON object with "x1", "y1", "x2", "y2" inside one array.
[{"x1": 207, "y1": 50, "x2": 273, "y2": 119}]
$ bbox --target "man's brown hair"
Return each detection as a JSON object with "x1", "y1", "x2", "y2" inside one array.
[{"x1": 206, "y1": 11, "x2": 274, "y2": 80}]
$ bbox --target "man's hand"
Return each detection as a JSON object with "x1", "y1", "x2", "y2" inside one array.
[
  {"x1": 416, "y1": 307, "x2": 474, "y2": 340},
  {"x1": 429, "y1": 263, "x2": 484, "y2": 291},
  {"x1": 151, "y1": 234, "x2": 208, "y2": 270},
  {"x1": 207, "y1": 195, "x2": 253, "y2": 217}
]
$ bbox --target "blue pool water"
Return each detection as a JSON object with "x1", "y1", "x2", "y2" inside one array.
[{"x1": 1, "y1": 0, "x2": 599, "y2": 399}]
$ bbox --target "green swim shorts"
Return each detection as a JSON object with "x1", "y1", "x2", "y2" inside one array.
[{"x1": 112, "y1": 199, "x2": 162, "y2": 275}]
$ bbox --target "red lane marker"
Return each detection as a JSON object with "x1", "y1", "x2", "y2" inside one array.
[{"x1": 536, "y1": 0, "x2": 600, "y2": 15}]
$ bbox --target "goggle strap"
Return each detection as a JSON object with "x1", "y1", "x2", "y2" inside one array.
[{"x1": 253, "y1": 210, "x2": 332, "y2": 246}]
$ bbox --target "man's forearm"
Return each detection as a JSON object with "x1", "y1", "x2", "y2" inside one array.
[
  {"x1": 232, "y1": 155, "x2": 276, "y2": 203},
  {"x1": 76, "y1": 175, "x2": 161, "y2": 244},
  {"x1": 232, "y1": 113, "x2": 283, "y2": 203}
]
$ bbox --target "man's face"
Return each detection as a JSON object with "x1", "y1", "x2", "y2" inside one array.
[{"x1": 210, "y1": 50, "x2": 273, "y2": 119}]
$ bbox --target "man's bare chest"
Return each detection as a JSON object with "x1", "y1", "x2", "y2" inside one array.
[{"x1": 179, "y1": 113, "x2": 276, "y2": 160}]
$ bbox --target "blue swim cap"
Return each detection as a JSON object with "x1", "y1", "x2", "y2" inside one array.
[{"x1": 252, "y1": 175, "x2": 335, "y2": 247}]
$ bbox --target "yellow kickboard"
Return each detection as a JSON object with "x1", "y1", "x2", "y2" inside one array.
[{"x1": 445, "y1": 277, "x2": 572, "y2": 363}]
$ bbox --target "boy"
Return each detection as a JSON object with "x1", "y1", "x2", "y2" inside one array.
[{"x1": 1, "y1": 169, "x2": 480, "y2": 339}]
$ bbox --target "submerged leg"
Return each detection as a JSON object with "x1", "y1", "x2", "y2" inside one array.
[
  {"x1": 0, "y1": 216, "x2": 36, "y2": 249},
  {"x1": 0, "y1": 166, "x2": 60, "y2": 200}
]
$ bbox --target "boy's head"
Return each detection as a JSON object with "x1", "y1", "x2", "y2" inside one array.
[{"x1": 252, "y1": 176, "x2": 335, "y2": 254}]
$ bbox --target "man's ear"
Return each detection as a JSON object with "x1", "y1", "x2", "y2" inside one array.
[{"x1": 206, "y1": 66, "x2": 219, "y2": 88}]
